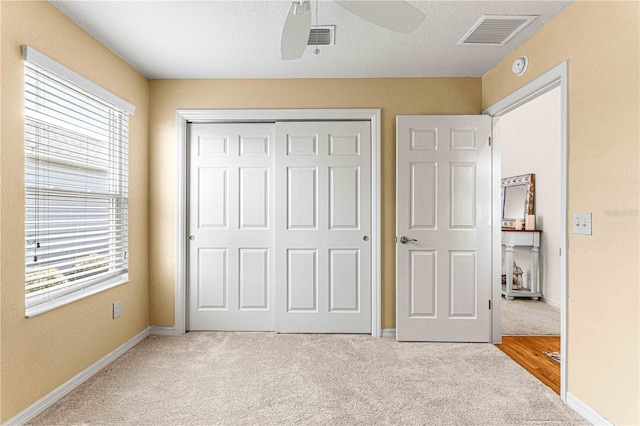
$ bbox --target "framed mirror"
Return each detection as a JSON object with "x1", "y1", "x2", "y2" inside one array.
[{"x1": 501, "y1": 173, "x2": 535, "y2": 228}]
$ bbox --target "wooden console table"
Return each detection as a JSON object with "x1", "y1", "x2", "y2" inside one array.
[{"x1": 501, "y1": 229, "x2": 542, "y2": 300}]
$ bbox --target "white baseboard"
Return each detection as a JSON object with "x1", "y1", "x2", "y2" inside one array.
[
  {"x1": 5, "y1": 328, "x2": 150, "y2": 426},
  {"x1": 149, "y1": 326, "x2": 176, "y2": 335},
  {"x1": 542, "y1": 297, "x2": 560, "y2": 309},
  {"x1": 566, "y1": 392, "x2": 612, "y2": 426},
  {"x1": 381, "y1": 328, "x2": 396, "y2": 338}
]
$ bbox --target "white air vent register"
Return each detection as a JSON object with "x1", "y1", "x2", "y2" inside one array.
[{"x1": 458, "y1": 15, "x2": 538, "y2": 46}]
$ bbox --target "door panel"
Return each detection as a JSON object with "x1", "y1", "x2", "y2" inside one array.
[
  {"x1": 329, "y1": 249, "x2": 360, "y2": 312},
  {"x1": 189, "y1": 123, "x2": 276, "y2": 331},
  {"x1": 397, "y1": 115, "x2": 491, "y2": 342},
  {"x1": 286, "y1": 249, "x2": 318, "y2": 312},
  {"x1": 239, "y1": 248, "x2": 269, "y2": 310},
  {"x1": 450, "y1": 162, "x2": 476, "y2": 228},
  {"x1": 239, "y1": 168, "x2": 269, "y2": 229},
  {"x1": 410, "y1": 162, "x2": 437, "y2": 229},
  {"x1": 287, "y1": 167, "x2": 317, "y2": 229},
  {"x1": 329, "y1": 167, "x2": 360, "y2": 229},
  {"x1": 196, "y1": 248, "x2": 227, "y2": 309},
  {"x1": 276, "y1": 121, "x2": 371, "y2": 333},
  {"x1": 449, "y1": 250, "x2": 476, "y2": 317},
  {"x1": 198, "y1": 168, "x2": 227, "y2": 228},
  {"x1": 410, "y1": 250, "x2": 436, "y2": 317}
]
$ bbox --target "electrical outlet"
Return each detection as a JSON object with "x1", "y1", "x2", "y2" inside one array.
[
  {"x1": 572, "y1": 213, "x2": 592, "y2": 235},
  {"x1": 113, "y1": 300, "x2": 121, "y2": 319}
]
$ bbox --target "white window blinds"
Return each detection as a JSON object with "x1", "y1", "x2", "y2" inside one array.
[{"x1": 23, "y1": 46, "x2": 134, "y2": 316}]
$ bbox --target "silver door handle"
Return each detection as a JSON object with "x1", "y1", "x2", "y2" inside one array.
[
  {"x1": 399, "y1": 236, "x2": 418, "y2": 244},
  {"x1": 189, "y1": 235, "x2": 195, "y2": 241}
]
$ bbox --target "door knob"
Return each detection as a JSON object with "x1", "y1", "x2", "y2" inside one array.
[
  {"x1": 189, "y1": 235, "x2": 195, "y2": 241},
  {"x1": 399, "y1": 236, "x2": 418, "y2": 244}
]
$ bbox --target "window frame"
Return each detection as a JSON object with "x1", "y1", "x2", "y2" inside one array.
[{"x1": 23, "y1": 46, "x2": 135, "y2": 317}]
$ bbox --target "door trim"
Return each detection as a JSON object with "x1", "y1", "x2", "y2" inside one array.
[
  {"x1": 175, "y1": 109, "x2": 382, "y2": 337},
  {"x1": 483, "y1": 61, "x2": 569, "y2": 401}
]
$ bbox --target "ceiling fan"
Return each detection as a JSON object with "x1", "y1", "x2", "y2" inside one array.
[{"x1": 281, "y1": 0, "x2": 426, "y2": 60}]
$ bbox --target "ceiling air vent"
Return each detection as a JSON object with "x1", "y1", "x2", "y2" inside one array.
[
  {"x1": 458, "y1": 15, "x2": 538, "y2": 46},
  {"x1": 307, "y1": 26, "x2": 335, "y2": 46}
]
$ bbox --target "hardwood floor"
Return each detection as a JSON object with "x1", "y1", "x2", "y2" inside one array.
[{"x1": 496, "y1": 336, "x2": 560, "y2": 394}]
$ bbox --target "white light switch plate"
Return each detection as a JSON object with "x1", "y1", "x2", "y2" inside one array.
[
  {"x1": 572, "y1": 213, "x2": 592, "y2": 235},
  {"x1": 113, "y1": 300, "x2": 121, "y2": 319}
]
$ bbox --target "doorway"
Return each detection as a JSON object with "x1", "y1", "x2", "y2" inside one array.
[
  {"x1": 175, "y1": 109, "x2": 382, "y2": 336},
  {"x1": 497, "y1": 86, "x2": 562, "y2": 337},
  {"x1": 485, "y1": 62, "x2": 568, "y2": 400}
]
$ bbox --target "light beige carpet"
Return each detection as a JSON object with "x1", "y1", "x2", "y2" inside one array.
[
  {"x1": 29, "y1": 333, "x2": 585, "y2": 425},
  {"x1": 501, "y1": 298, "x2": 561, "y2": 335}
]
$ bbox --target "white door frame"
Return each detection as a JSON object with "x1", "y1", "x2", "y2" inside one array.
[
  {"x1": 484, "y1": 61, "x2": 569, "y2": 401},
  {"x1": 174, "y1": 109, "x2": 382, "y2": 337}
]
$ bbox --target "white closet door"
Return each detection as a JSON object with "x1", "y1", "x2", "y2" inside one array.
[
  {"x1": 396, "y1": 115, "x2": 491, "y2": 342},
  {"x1": 275, "y1": 121, "x2": 371, "y2": 333},
  {"x1": 188, "y1": 123, "x2": 275, "y2": 331}
]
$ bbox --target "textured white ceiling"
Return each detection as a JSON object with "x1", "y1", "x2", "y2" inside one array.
[{"x1": 50, "y1": 0, "x2": 572, "y2": 79}]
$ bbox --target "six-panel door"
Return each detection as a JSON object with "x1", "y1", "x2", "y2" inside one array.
[
  {"x1": 396, "y1": 115, "x2": 491, "y2": 342},
  {"x1": 275, "y1": 121, "x2": 371, "y2": 333},
  {"x1": 189, "y1": 123, "x2": 276, "y2": 330}
]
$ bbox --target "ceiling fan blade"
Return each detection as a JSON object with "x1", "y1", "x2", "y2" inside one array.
[
  {"x1": 281, "y1": 1, "x2": 312, "y2": 60},
  {"x1": 334, "y1": 0, "x2": 425, "y2": 34}
]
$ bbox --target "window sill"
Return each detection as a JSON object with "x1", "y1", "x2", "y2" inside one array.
[{"x1": 25, "y1": 274, "x2": 129, "y2": 318}]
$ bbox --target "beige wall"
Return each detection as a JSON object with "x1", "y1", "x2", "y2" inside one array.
[
  {"x1": 148, "y1": 78, "x2": 482, "y2": 328},
  {"x1": 0, "y1": 2, "x2": 150, "y2": 421},
  {"x1": 484, "y1": 1, "x2": 640, "y2": 424}
]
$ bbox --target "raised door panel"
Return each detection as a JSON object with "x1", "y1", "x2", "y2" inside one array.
[
  {"x1": 410, "y1": 162, "x2": 437, "y2": 230},
  {"x1": 239, "y1": 248, "x2": 269, "y2": 311},
  {"x1": 449, "y1": 163, "x2": 476, "y2": 229},
  {"x1": 198, "y1": 168, "x2": 227, "y2": 229},
  {"x1": 239, "y1": 167, "x2": 269, "y2": 229},
  {"x1": 329, "y1": 249, "x2": 360, "y2": 312},
  {"x1": 287, "y1": 134, "x2": 318, "y2": 156},
  {"x1": 409, "y1": 250, "x2": 437, "y2": 318},
  {"x1": 329, "y1": 134, "x2": 360, "y2": 156},
  {"x1": 449, "y1": 250, "x2": 477, "y2": 318},
  {"x1": 198, "y1": 135, "x2": 228, "y2": 156},
  {"x1": 329, "y1": 167, "x2": 360, "y2": 230},
  {"x1": 410, "y1": 128, "x2": 438, "y2": 151},
  {"x1": 450, "y1": 128, "x2": 477, "y2": 151},
  {"x1": 197, "y1": 248, "x2": 227, "y2": 310},
  {"x1": 286, "y1": 249, "x2": 318, "y2": 312},
  {"x1": 240, "y1": 136, "x2": 269, "y2": 156},
  {"x1": 286, "y1": 167, "x2": 318, "y2": 230}
]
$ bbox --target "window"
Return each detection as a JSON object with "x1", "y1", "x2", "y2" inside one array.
[{"x1": 23, "y1": 46, "x2": 135, "y2": 317}]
